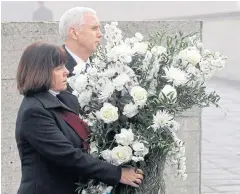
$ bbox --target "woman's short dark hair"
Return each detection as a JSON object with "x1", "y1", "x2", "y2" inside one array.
[{"x1": 17, "y1": 42, "x2": 67, "y2": 96}]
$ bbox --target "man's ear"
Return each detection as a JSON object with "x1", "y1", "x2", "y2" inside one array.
[{"x1": 68, "y1": 27, "x2": 78, "y2": 40}]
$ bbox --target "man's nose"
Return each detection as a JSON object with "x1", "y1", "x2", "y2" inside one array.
[{"x1": 98, "y1": 30, "x2": 103, "y2": 38}]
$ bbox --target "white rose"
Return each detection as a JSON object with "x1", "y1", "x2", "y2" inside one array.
[
  {"x1": 114, "y1": 128, "x2": 134, "y2": 146},
  {"x1": 123, "y1": 102, "x2": 139, "y2": 118},
  {"x1": 179, "y1": 49, "x2": 201, "y2": 65},
  {"x1": 99, "y1": 103, "x2": 119, "y2": 123},
  {"x1": 159, "y1": 85, "x2": 177, "y2": 103},
  {"x1": 111, "y1": 145, "x2": 133, "y2": 164},
  {"x1": 130, "y1": 86, "x2": 148, "y2": 107},
  {"x1": 151, "y1": 46, "x2": 167, "y2": 56}
]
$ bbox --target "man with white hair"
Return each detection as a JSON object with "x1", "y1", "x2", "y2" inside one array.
[
  {"x1": 59, "y1": 7, "x2": 102, "y2": 76},
  {"x1": 57, "y1": 7, "x2": 102, "y2": 114},
  {"x1": 56, "y1": 7, "x2": 144, "y2": 191}
]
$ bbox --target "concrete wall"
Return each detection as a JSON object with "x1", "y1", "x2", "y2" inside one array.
[
  {"x1": 1, "y1": 21, "x2": 201, "y2": 194},
  {"x1": 202, "y1": 18, "x2": 240, "y2": 82},
  {"x1": 1, "y1": 1, "x2": 240, "y2": 21}
]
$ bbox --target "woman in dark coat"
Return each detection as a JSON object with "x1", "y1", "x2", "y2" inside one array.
[{"x1": 15, "y1": 42, "x2": 143, "y2": 194}]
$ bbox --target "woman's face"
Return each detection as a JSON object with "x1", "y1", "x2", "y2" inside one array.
[{"x1": 51, "y1": 65, "x2": 69, "y2": 92}]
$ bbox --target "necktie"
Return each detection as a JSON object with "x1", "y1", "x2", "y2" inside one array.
[
  {"x1": 85, "y1": 63, "x2": 90, "y2": 73},
  {"x1": 58, "y1": 109, "x2": 90, "y2": 151}
]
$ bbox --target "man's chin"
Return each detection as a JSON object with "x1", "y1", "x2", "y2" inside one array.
[{"x1": 92, "y1": 47, "x2": 97, "y2": 53}]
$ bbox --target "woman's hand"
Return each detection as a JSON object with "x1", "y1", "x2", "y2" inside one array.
[{"x1": 120, "y1": 168, "x2": 144, "y2": 187}]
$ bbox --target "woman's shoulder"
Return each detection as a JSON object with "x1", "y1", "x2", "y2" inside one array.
[
  {"x1": 19, "y1": 96, "x2": 44, "y2": 113},
  {"x1": 16, "y1": 95, "x2": 47, "y2": 125},
  {"x1": 22, "y1": 95, "x2": 43, "y2": 107}
]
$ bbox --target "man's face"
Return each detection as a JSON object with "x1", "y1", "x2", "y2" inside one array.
[{"x1": 75, "y1": 13, "x2": 102, "y2": 54}]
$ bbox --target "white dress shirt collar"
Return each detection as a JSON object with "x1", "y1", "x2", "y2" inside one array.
[
  {"x1": 48, "y1": 89, "x2": 60, "y2": 97},
  {"x1": 65, "y1": 46, "x2": 90, "y2": 66}
]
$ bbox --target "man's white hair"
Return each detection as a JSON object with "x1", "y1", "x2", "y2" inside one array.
[{"x1": 59, "y1": 7, "x2": 96, "y2": 40}]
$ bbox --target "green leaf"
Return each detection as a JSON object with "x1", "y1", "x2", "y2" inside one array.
[{"x1": 119, "y1": 95, "x2": 133, "y2": 105}]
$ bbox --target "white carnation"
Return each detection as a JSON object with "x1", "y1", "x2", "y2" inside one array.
[
  {"x1": 123, "y1": 102, "x2": 139, "y2": 118},
  {"x1": 163, "y1": 67, "x2": 188, "y2": 86},
  {"x1": 114, "y1": 128, "x2": 134, "y2": 146},
  {"x1": 107, "y1": 44, "x2": 133, "y2": 63},
  {"x1": 77, "y1": 89, "x2": 92, "y2": 108},
  {"x1": 101, "y1": 149, "x2": 113, "y2": 163},
  {"x1": 178, "y1": 48, "x2": 202, "y2": 65},
  {"x1": 74, "y1": 74, "x2": 88, "y2": 91},
  {"x1": 112, "y1": 73, "x2": 130, "y2": 91},
  {"x1": 132, "y1": 42, "x2": 148, "y2": 55},
  {"x1": 152, "y1": 110, "x2": 173, "y2": 131},
  {"x1": 132, "y1": 141, "x2": 149, "y2": 157},
  {"x1": 98, "y1": 82, "x2": 115, "y2": 101}
]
